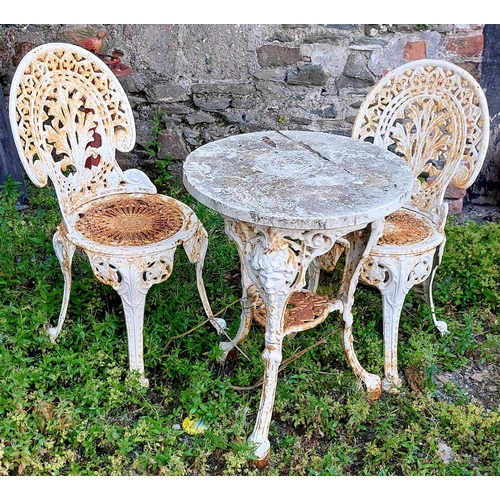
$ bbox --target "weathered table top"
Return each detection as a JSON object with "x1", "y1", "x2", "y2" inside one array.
[{"x1": 183, "y1": 131, "x2": 414, "y2": 230}]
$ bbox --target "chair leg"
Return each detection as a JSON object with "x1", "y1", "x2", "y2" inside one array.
[
  {"x1": 48, "y1": 229, "x2": 76, "y2": 342},
  {"x1": 307, "y1": 258, "x2": 321, "y2": 292},
  {"x1": 422, "y1": 241, "x2": 449, "y2": 334},
  {"x1": 117, "y1": 278, "x2": 149, "y2": 387},
  {"x1": 340, "y1": 224, "x2": 383, "y2": 400},
  {"x1": 307, "y1": 239, "x2": 349, "y2": 292},
  {"x1": 218, "y1": 265, "x2": 255, "y2": 364},
  {"x1": 379, "y1": 283, "x2": 406, "y2": 393},
  {"x1": 362, "y1": 253, "x2": 434, "y2": 393},
  {"x1": 88, "y1": 254, "x2": 172, "y2": 388}
]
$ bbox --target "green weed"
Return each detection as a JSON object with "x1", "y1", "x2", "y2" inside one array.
[{"x1": 0, "y1": 174, "x2": 499, "y2": 475}]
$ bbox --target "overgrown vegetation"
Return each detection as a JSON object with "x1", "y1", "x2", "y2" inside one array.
[{"x1": 0, "y1": 171, "x2": 499, "y2": 476}]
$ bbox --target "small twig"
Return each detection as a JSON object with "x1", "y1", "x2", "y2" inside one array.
[
  {"x1": 162, "y1": 298, "x2": 241, "y2": 353},
  {"x1": 229, "y1": 336, "x2": 329, "y2": 392}
]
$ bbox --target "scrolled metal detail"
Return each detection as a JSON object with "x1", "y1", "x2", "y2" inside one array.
[
  {"x1": 9, "y1": 43, "x2": 137, "y2": 215},
  {"x1": 352, "y1": 61, "x2": 489, "y2": 218}
]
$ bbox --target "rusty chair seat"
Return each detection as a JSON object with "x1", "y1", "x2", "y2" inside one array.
[
  {"x1": 72, "y1": 194, "x2": 190, "y2": 249},
  {"x1": 370, "y1": 208, "x2": 444, "y2": 252}
]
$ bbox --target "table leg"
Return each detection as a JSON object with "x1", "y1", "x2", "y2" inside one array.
[
  {"x1": 218, "y1": 223, "x2": 256, "y2": 363},
  {"x1": 247, "y1": 289, "x2": 288, "y2": 466},
  {"x1": 223, "y1": 218, "x2": 340, "y2": 465},
  {"x1": 339, "y1": 220, "x2": 384, "y2": 401}
]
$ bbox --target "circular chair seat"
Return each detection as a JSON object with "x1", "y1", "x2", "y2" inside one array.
[
  {"x1": 372, "y1": 209, "x2": 444, "y2": 254},
  {"x1": 75, "y1": 194, "x2": 186, "y2": 246}
]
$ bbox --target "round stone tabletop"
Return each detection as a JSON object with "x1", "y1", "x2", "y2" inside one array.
[{"x1": 183, "y1": 131, "x2": 414, "y2": 230}]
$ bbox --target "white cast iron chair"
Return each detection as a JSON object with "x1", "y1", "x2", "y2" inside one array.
[
  {"x1": 309, "y1": 59, "x2": 490, "y2": 395},
  {"x1": 9, "y1": 43, "x2": 224, "y2": 386}
]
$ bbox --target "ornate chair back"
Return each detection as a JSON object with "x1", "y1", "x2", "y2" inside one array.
[{"x1": 352, "y1": 59, "x2": 489, "y2": 230}]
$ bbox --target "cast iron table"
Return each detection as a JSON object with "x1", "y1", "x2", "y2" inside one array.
[{"x1": 183, "y1": 130, "x2": 414, "y2": 465}]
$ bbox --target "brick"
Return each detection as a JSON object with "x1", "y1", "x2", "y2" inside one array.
[
  {"x1": 446, "y1": 34, "x2": 484, "y2": 58},
  {"x1": 445, "y1": 182, "x2": 467, "y2": 199},
  {"x1": 403, "y1": 41, "x2": 427, "y2": 61},
  {"x1": 446, "y1": 198, "x2": 464, "y2": 215}
]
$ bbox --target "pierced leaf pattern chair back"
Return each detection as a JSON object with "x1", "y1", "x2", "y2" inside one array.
[
  {"x1": 9, "y1": 43, "x2": 146, "y2": 223},
  {"x1": 351, "y1": 60, "x2": 489, "y2": 227}
]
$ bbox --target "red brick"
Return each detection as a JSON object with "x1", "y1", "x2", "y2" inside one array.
[
  {"x1": 403, "y1": 41, "x2": 427, "y2": 61},
  {"x1": 445, "y1": 182, "x2": 467, "y2": 199},
  {"x1": 446, "y1": 198, "x2": 464, "y2": 215},
  {"x1": 446, "y1": 34, "x2": 484, "y2": 58}
]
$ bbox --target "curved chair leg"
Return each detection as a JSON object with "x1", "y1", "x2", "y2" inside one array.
[
  {"x1": 422, "y1": 241, "x2": 449, "y2": 334},
  {"x1": 363, "y1": 252, "x2": 435, "y2": 393},
  {"x1": 219, "y1": 280, "x2": 253, "y2": 365},
  {"x1": 306, "y1": 258, "x2": 321, "y2": 292},
  {"x1": 48, "y1": 229, "x2": 76, "y2": 342},
  {"x1": 307, "y1": 239, "x2": 349, "y2": 292}
]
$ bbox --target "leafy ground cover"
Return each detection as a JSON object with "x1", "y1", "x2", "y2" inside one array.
[{"x1": 0, "y1": 173, "x2": 499, "y2": 476}]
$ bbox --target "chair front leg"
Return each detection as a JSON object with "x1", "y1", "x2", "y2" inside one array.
[
  {"x1": 307, "y1": 239, "x2": 349, "y2": 292},
  {"x1": 48, "y1": 228, "x2": 76, "y2": 342},
  {"x1": 362, "y1": 251, "x2": 435, "y2": 393},
  {"x1": 341, "y1": 223, "x2": 383, "y2": 400},
  {"x1": 217, "y1": 229, "x2": 256, "y2": 364},
  {"x1": 88, "y1": 251, "x2": 176, "y2": 387}
]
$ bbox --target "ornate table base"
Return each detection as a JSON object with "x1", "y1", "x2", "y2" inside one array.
[{"x1": 220, "y1": 216, "x2": 384, "y2": 464}]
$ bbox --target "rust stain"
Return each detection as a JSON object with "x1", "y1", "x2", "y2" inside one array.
[{"x1": 76, "y1": 194, "x2": 185, "y2": 246}]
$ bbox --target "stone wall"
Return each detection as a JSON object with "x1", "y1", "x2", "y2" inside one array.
[{"x1": 0, "y1": 23, "x2": 495, "y2": 211}]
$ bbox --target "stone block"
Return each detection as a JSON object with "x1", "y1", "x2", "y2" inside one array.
[
  {"x1": 311, "y1": 104, "x2": 337, "y2": 118},
  {"x1": 192, "y1": 95, "x2": 231, "y2": 111},
  {"x1": 257, "y1": 45, "x2": 302, "y2": 67},
  {"x1": 191, "y1": 83, "x2": 255, "y2": 95},
  {"x1": 186, "y1": 111, "x2": 215, "y2": 125},
  {"x1": 145, "y1": 82, "x2": 189, "y2": 103},
  {"x1": 253, "y1": 69, "x2": 287, "y2": 82},
  {"x1": 286, "y1": 64, "x2": 328, "y2": 86},
  {"x1": 350, "y1": 37, "x2": 389, "y2": 50},
  {"x1": 343, "y1": 52, "x2": 376, "y2": 83},
  {"x1": 303, "y1": 34, "x2": 343, "y2": 44},
  {"x1": 158, "y1": 128, "x2": 191, "y2": 160},
  {"x1": 160, "y1": 104, "x2": 193, "y2": 115},
  {"x1": 267, "y1": 32, "x2": 293, "y2": 43},
  {"x1": 231, "y1": 95, "x2": 259, "y2": 109}
]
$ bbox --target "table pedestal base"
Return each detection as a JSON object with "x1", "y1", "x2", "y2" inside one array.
[{"x1": 221, "y1": 217, "x2": 384, "y2": 463}]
